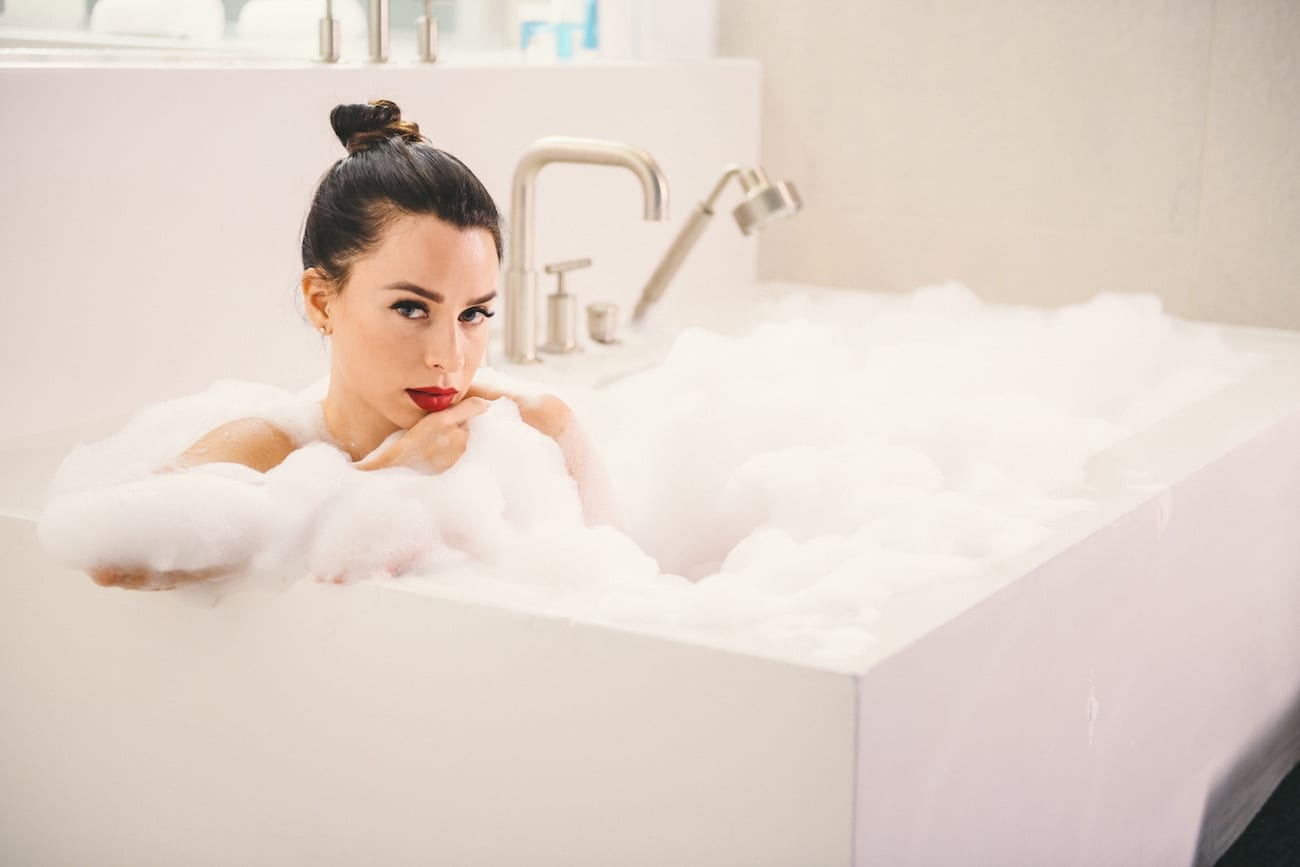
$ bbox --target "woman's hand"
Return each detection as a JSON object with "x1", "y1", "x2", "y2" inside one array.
[
  {"x1": 87, "y1": 564, "x2": 232, "y2": 591},
  {"x1": 356, "y1": 396, "x2": 491, "y2": 473}
]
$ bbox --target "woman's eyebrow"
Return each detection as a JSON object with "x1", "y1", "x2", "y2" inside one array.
[
  {"x1": 384, "y1": 282, "x2": 444, "y2": 304},
  {"x1": 469, "y1": 291, "x2": 499, "y2": 306}
]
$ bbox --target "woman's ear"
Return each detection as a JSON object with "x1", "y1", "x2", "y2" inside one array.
[{"x1": 302, "y1": 268, "x2": 334, "y2": 334}]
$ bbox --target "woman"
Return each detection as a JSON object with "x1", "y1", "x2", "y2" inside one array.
[{"x1": 90, "y1": 100, "x2": 604, "y2": 589}]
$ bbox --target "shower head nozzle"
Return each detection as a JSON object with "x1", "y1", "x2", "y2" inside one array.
[
  {"x1": 731, "y1": 167, "x2": 803, "y2": 235},
  {"x1": 632, "y1": 162, "x2": 804, "y2": 322}
]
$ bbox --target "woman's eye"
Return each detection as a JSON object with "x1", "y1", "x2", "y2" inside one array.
[
  {"x1": 392, "y1": 300, "x2": 428, "y2": 320},
  {"x1": 460, "y1": 306, "x2": 496, "y2": 325}
]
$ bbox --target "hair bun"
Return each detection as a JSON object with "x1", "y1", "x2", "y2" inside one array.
[{"x1": 330, "y1": 99, "x2": 423, "y2": 154}]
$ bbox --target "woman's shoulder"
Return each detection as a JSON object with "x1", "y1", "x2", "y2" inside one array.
[
  {"x1": 516, "y1": 393, "x2": 575, "y2": 440},
  {"x1": 174, "y1": 416, "x2": 301, "y2": 474},
  {"x1": 468, "y1": 382, "x2": 574, "y2": 440}
]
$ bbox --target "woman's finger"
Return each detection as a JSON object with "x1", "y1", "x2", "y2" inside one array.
[
  {"x1": 465, "y1": 382, "x2": 506, "y2": 401},
  {"x1": 411, "y1": 395, "x2": 491, "y2": 432}
]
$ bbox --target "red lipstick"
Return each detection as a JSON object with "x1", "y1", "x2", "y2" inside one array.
[{"x1": 407, "y1": 387, "x2": 457, "y2": 413}]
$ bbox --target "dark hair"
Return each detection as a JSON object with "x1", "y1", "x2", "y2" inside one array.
[{"x1": 301, "y1": 99, "x2": 503, "y2": 291}]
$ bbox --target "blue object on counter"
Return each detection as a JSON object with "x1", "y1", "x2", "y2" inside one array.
[
  {"x1": 554, "y1": 21, "x2": 579, "y2": 59},
  {"x1": 520, "y1": 20, "x2": 549, "y2": 51},
  {"x1": 583, "y1": 0, "x2": 599, "y2": 50}
]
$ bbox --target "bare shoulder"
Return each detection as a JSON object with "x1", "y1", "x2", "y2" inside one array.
[
  {"x1": 516, "y1": 393, "x2": 575, "y2": 440},
  {"x1": 468, "y1": 383, "x2": 575, "y2": 440},
  {"x1": 173, "y1": 417, "x2": 299, "y2": 473}
]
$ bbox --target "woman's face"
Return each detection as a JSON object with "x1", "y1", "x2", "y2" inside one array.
[{"x1": 313, "y1": 213, "x2": 499, "y2": 432}]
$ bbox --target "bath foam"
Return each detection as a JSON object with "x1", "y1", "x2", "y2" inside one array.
[
  {"x1": 39, "y1": 394, "x2": 584, "y2": 588},
  {"x1": 37, "y1": 282, "x2": 1260, "y2": 660}
]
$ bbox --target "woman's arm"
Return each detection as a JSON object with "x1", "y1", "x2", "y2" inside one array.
[
  {"x1": 86, "y1": 418, "x2": 296, "y2": 590},
  {"x1": 87, "y1": 563, "x2": 238, "y2": 591},
  {"x1": 165, "y1": 417, "x2": 298, "y2": 473}
]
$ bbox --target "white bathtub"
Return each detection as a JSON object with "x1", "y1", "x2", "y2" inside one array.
[{"x1": 2, "y1": 291, "x2": 1298, "y2": 866}]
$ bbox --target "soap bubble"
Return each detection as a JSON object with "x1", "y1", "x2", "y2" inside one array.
[{"x1": 39, "y1": 283, "x2": 1260, "y2": 666}]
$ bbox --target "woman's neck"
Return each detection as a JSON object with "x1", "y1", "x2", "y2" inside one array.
[{"x1": 318, "y1": 388, "x2": 401, "y2": 463}]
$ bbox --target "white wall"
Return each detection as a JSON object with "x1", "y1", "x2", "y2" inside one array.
[
  {"x1": 718, "y1": 0, "x2": 1300, "y2": 331},
  {"x1": 0, "y1": 60, "x2": 760, "y2": 439}
]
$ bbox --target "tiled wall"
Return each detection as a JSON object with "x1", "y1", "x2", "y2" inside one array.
[{"x1": 719, "y1": 0, "x2": 1300, "y2": 329}]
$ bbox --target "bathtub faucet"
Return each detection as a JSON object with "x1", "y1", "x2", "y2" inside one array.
[
  {"x1": 367, "y1": 0, "x2": 388, "y2": 62},
  {"x1": 504, "y1": 137, "x2": 669, "y2": 363}
]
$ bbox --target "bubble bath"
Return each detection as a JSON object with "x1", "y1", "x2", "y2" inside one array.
[
  {"x1": 34, "y1": 282, "x2": 1263, "y2": 667},
  {"x1": 11, "y1": 280, "x2": 1300, "y2": 867}
]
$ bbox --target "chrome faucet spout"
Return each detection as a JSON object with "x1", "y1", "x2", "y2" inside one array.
[{"x1": 504, "y1": 137, "x2": 669, "y2": 364}]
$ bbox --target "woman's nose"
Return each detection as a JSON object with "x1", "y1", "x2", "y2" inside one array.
[{"x1": 425, "y1": 319, "x2": 464, "y2": 372}]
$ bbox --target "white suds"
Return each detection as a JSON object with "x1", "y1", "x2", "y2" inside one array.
[{"x1": 38, "y1": 283, "x2": 1260, "y2": 664}]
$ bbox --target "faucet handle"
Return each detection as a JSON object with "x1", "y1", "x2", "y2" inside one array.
[
  {"x1": 543, "y1": 258, "x2": 592, "y2": 294},
  {"x1": 539, "y1": 258, "x2": 590, "y2": 355},
  {"x1": 544, "y1": 257, "x2": 593, "y2": 275},
  {"x1": 415, "y1": 0, "x2": 453, "y2": 63}
]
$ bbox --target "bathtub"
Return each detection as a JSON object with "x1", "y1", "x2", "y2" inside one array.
[{"x1": 2, "y1": 285, "x2": 1299, "y2": 867}]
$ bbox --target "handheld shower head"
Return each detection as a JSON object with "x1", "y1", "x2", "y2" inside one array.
[
  {"x1": 633, "y1": 163, "x2": 803, "y2": 321},
  {"x1": 732, "y1": 167, "x2": 802, "y2": 235}
]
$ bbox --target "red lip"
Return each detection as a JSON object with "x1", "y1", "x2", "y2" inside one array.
[{"x1": 407, "y1": 388, "x2": 457, "y2": 413}]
